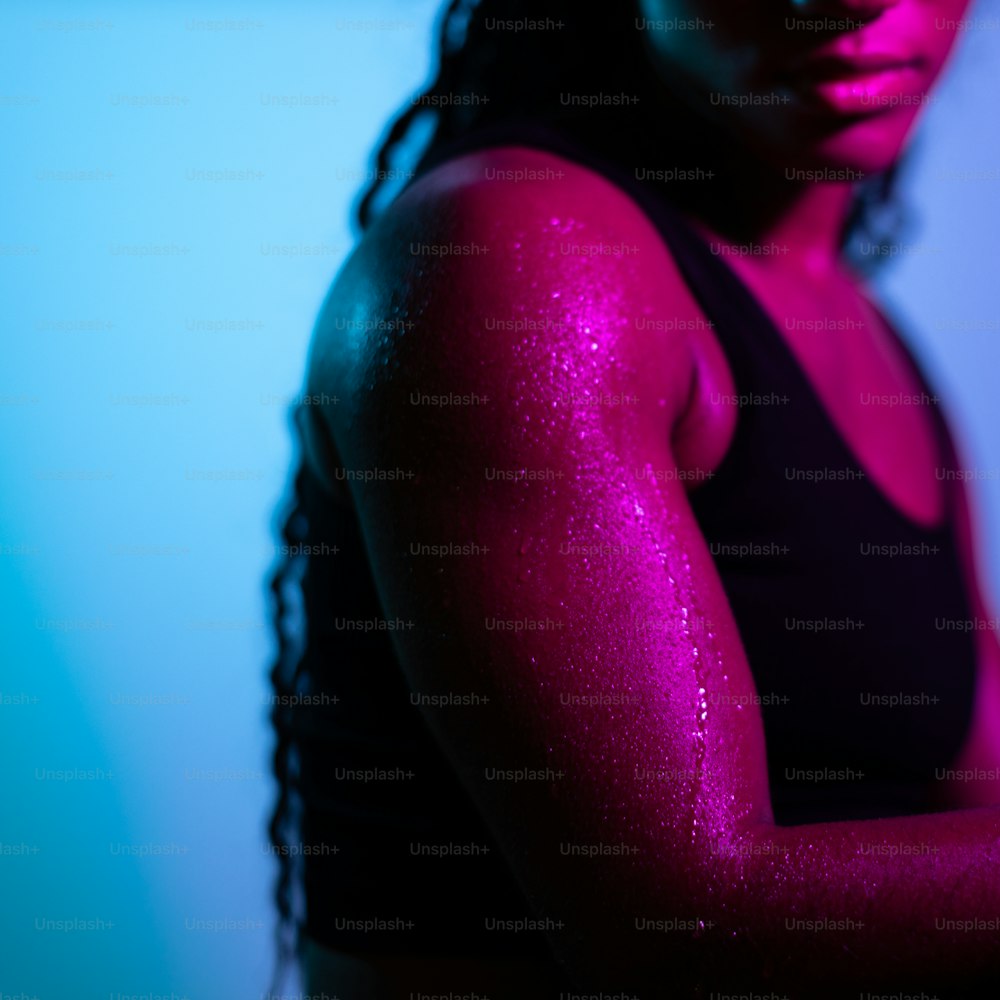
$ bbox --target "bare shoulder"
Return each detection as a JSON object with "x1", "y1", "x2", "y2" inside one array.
[{"x1": 305, "y1": 144, "x2": 730, "y2": 475}]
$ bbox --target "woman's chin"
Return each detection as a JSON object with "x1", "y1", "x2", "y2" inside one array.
[
  {"x1": 804, "y1": 117, "x2": 916, "y2": 177},
  {"x1": 739, "y1": 110, "x2": 919, "y2": 181}
]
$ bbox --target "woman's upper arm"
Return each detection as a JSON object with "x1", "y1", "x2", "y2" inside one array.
[{"x1": 304, "y1": 148, "x2": 774, "y2": 970}]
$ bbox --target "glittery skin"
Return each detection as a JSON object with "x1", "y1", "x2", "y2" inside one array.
[{"x1": 303, "y1": 149, "x2": 1000, "y2": 993}]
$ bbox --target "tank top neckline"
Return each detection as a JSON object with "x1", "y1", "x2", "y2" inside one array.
[{"x1": 647, "y1": 200, "x2": 953, "y2": 536}]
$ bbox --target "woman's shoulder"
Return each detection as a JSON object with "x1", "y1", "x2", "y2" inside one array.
[
  {"x1": 309, "y1": 144, "x2": 707, "y2": 414},
  {"x1": 398, "y1": 142, "x2": 650, "y2": 212},
  {"x1": 389, "y1": 143, "x2": 681, "y2": 272}
]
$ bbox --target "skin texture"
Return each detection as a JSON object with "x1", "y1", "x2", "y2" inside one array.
[
  {"x1": 298, "y1": 0, "x2": 1000, "y2": 993},
  {"x1": 302, "y1": 147, "x2": 1000, "y2": 993}
]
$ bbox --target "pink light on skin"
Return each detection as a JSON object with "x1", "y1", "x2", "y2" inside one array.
[
  {"x1": 636, "y1": 0, "x2": 973, "y2": 173},
  {"x1": 297, "y1": 0, "x2": 1000, "y2": 992},
  {"x1": 790, "y1": 56, "x2": 927, "y2": 115},
  {"x1": 302, "y1": 142, "x2": 1000, "y2": 991}
]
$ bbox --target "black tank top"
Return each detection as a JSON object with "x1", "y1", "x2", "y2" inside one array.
[{"x1": 285, "y1": 121, "x2": 978, "y2": 958}]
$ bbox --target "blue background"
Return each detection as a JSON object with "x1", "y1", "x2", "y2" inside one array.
[{"x1": 2, "y1": 2, "x2": 999, "y2": 997}]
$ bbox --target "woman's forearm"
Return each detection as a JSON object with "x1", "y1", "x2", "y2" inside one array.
[
  {"x1": 730, "y1": 809, "x2": 1000, "y2": 990},
  {"x1": 584, "y1": 808, "x2": 1000, "y2": 994}
]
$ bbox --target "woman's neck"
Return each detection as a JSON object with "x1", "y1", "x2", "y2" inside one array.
[
  {"x1": 620, "y1": 82, "x2": 864, "y2": 281},
  {"x1": 684, "y1": 167, "x2": 858, "y2": 283}
]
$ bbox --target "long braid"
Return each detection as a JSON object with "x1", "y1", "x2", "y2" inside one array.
[
  {"x1": 356, "y1": 0, "x2": 478, "y2": 232},
  {"x1": 265, "y1": 451, "x2": 311, "y2": 995}
]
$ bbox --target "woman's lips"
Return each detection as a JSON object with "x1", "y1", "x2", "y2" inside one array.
[{"x1": 786, "y1": 56, "x2": 926, "y2": 115}]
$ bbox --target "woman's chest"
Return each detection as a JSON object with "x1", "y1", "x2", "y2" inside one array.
[{"x1": 719, "y1": 261, "x2": 946, "y2": 529}]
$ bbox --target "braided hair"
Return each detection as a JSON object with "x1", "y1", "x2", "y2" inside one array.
[{"x1": 266, "y1": 458, "x2": 310, "y2": 994}]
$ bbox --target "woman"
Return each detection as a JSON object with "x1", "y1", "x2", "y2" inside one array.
[{"x1": 268, "y1": 0, "x2": 1000, "y2": 995}]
